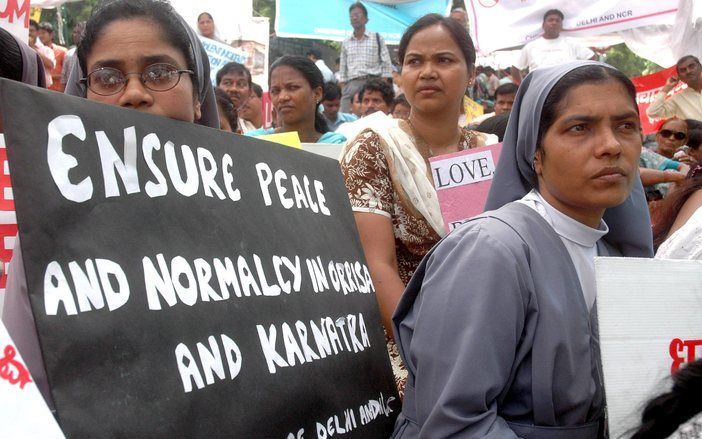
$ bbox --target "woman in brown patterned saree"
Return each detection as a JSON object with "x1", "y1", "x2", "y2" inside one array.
[{"x1": 340, "y1": 14, "x2": 496, "y2": 395}]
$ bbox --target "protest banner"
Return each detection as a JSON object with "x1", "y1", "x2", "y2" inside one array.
[
  {"x1": 0, "y1": 79, "x2": 399, "y2": 438},
  {"x1": 0, "y1": 134, "x2": 18, "y2": 309},
  {"x1": 630, "y1": 66, "x2": 687, "y2": 135},
  {"x1": 429, "y1": 143, "x2": 501, "y2": 232},
  {"x1": 0, "y1": 0, "x2": 31, "y2": 41},
  {"x1": 595, "y1": 257, "x2": 702, "y2": 439},
  {"x1": 199, "y1": 18, "x2": 269, "y2": 90},
  {"x1": 463, "y1": 0, "x2": 678, "y2": 54},
  {"x1": 171, "y1": 0, "x2": 254, "y2": 44},
  {"x1": 276, "y1": 0, "x2": 451, "y2": 44},
  {"x1": 231, "y1": 17, "x2": 270, "y2": 90},
  {"x1": 0, "y1": 320, "x2": 66, "y2": 439},
  {"x1": 199, "y1": 36, "x2": 248, "y2": 87}
]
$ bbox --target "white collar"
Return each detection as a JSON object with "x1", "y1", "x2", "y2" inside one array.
[{"x1": 523, "y1": 189, "x2": 608, "y2": 248}]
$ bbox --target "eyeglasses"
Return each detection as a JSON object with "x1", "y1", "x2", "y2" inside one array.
[
  {"x1": 659, "y1": 129, "x2": 687, "y2": 141},
  {"x1": 80, "y1": 63, "x2": 194, "y2": 96}
]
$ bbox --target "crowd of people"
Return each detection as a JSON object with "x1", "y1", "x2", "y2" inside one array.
[{"x1": 1, "y1": 0, "x2": 702, "y2": 438}]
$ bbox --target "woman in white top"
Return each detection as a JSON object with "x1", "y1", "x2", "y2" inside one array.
[{"x1": 654, "y1": 165, "x2": 702, "y2": 259}]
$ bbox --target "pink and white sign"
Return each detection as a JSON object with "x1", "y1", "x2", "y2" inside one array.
[
  {"x1": 0, "y1": 0, "x2": 31, "y2": 41},
  {"x1": 429, "y1": 143, "x2": 502, "y2": 232}
]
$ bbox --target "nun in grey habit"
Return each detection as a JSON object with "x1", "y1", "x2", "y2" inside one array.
[{"x1": 391, "y1": 61, "x2": 653, "y2": 439}]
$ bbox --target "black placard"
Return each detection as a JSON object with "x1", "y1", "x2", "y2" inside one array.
[{"x1": 0, "y1": 79, "x2": 398, "y2": 438}]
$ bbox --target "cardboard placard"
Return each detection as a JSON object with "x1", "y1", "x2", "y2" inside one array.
[
  {"x1": 429, "y1": 143, "x2": 502, "y2": 232},
  {"x1": 595, "y1": 257, "x2": 702, "y2": 439},
  {"x1": 0, "y1": 79, "x2": 398, "y2": 438},
  {"x1": 0, "y1": 320, "x2": 65, "y2": 439}
]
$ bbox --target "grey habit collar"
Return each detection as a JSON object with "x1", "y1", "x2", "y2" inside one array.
[
  {"x1": 64, "y1": 13, "x2": 219, "y2": 129},
  {"x1": 485, "y1": 61, "x2": 653, "y2": 258}
]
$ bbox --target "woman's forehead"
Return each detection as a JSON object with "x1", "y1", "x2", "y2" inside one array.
[{"x1": 88, "y1": 18, "x2": 187, "y2": 68}]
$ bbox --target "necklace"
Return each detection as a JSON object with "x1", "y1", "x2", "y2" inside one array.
[{"x1": 407, "y1": 119, "x2": 467, "y2": 158}]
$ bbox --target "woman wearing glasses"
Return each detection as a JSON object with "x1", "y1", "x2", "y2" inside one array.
[
  {"x1": 2, "y1": 0, "x2": 218, "y2": 409},
  {"x1": 655, "y1": 118, "x2": 690, "y2": 161}
]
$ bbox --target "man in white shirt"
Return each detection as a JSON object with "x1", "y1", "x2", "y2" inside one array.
[
  {"x1": 647, "y1": 55, "x2": 702, "y2": 122},
  {"x1": 306, "y1": 49, "x2": 335, "y2": 84},
  {"x1": 511, "y1": 9, "x2": 594, "y2": 83}
]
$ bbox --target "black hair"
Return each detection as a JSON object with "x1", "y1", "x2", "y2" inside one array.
[
  {"x1": 359, "y1": 77, "x2": 395, "y2": 106},
  {"x1": 476, "y1": 112, "x2": 509, "y2": 142},
  {"x1": 687, "y1": 129, "x2": 702, "y2": 150},
  {"x1": 686, "y1": 119, "x2": 702, "y2": 131},
  {"x1": 323, "y1": 82, "x2": 342, "y2": 101},
  {"x1": 392, "y1": 94, "x2": 409, "y2": 111},
  {"x1": 197, "y1": 12, "x2": 213, "y2": 21},
  {"x1": 543, "y1": 9, "x2": 564, "y2": 21},
  {"x1": 676, "y1": 55, "x2": 701, "y2": 70},
  {"x1": 38, "y1": 21, "x2": 54, "y2": 33},
  {"x1": 631, "y1": 360, "x2": 702, "y2": 439},
  {"x1": 495, "y1": 82, "x2": 518, "y2": 98},
  {"x1": 398, "y1": 13, "x2": 476, "y2": 70},
  {"x1": 0, "y1": 28, "x2": 22, "y2": 82},
  {"x1": 78, "y1": 0, "x2": 197, "y2": 89},
  {"x1": 216, "y1": 61, "x2": 252, "y2": 87},
  {"x1": 29, "y1": 19, "x2": 38, "y2": 29},
  {"x1": 269, "y1": 55, "x2": 329, "y2": 134},
  {"x1": 306, "y1": 49, "x2": 322, "y2": 60},
  {"x1": 349, "y1": 2, "x2": 367, "y2": 17},
  {"x1": 250, "y1": 82, "x2": 263, "y2": 98},
  {"x1": 215, "y1": 88, "x2": 237, "y2": 130},
  {"x1": 537, "y1": 65, "x2": 637, "y2": 157}
]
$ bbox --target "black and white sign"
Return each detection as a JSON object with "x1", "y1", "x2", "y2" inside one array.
[{"x1": 0, "y1": 79, "x2": 398, "y2": 438}]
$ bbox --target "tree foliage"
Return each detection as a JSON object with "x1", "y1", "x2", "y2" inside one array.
[{"x1": 604, "y1": 44, "x2": 663, "y2": 78}]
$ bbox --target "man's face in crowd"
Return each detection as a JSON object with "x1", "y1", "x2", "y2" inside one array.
[
  {"x1": 450, "y1": 10, "x2": 468, "y2": 28},
  {"x1": 38, "y1": 28, "x2": 53, "y2": 46},
  {"x1": 677, "y1": 58, "x2": 702, "y2": 87},
  {"x1": 542, "y1": 14, "x2": 563, "y2": 39},
  {"x1": 322, "y1": 97, "x2": 341, "y2": 121},
  {"x1": 361, "y1": 90, "x2": 390, "y2": 116},
  {"x1": 218, "y1": 71, "x2": 251, "y2": 108},
  {"x1": 28, "y1": 25, "x2": 37, "y2": 45},
  {"x1": 351, "y1": 93, "x2": 362, "y2": 117},
  {"x1": 349, "y1": 7, "x2": 367, "y2": 31},
  {"x1": 494, "y1": 92, "x2": 516, "y2": 116}
]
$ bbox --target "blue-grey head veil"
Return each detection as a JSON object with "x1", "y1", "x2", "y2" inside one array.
[
  {"x1": 485, "y1": 61, "x2": 653, "y2": 257},
  {"x1": 64, "y1": 6, "x2": 219, "y2": 129}
]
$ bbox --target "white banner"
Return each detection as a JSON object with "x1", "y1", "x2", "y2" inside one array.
[
  {"x1": 595, "y1": 257, "x2": 702, "y2": 439},
  {"x1": 171, "y1": 0, "x2": 253, "y2": 44},
  {"x1": 1, "y1": 0, "x2": 30, "y2": 41},
  {"x1": 465, "y1": 0, "x2": 679, "y2": 54},
  {"x1": 199, "y1": 17, "x2": 269, "y2": 91}
]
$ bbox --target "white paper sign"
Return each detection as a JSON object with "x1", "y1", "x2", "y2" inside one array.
[
  {"x1": 430, "y1": 149, "x2": 496, "y2": 190},
  {"x1": 0, "y1": 320, "x2": 65, "y2": 438},
  {"x1": 464, "y1": 0, "x2": 679, "y2": 54},
  {"x1": 595, "y1": 257, "x2": 702, "y2": 439},
  {"x1": 0, "y1": 0, "x2": 30, "y2": 42}
]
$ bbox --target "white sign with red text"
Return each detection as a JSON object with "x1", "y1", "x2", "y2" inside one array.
[
  {"x1": 0, "y1": 0, "x2": 31, "y2": 41},
  {"x1": 0, "y1": 320, "x2": 65, "y2": 438},
  {"x1": 595, "y1": 257, "x2": 702, "y2": 439},
  {"x1": 464, "y1": 0, "x2": 679, "y2": 54}
]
